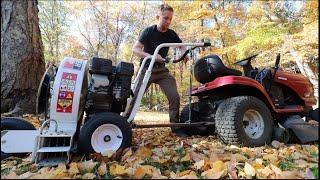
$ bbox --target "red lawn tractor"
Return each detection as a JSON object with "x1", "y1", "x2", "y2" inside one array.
[{"x1": 178, "y1": 53, "x2": 318, "y2": 146}]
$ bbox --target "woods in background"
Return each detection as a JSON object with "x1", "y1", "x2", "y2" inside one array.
[{"x1": 1, "y1": 0, "x2": 318, "y2": 114}]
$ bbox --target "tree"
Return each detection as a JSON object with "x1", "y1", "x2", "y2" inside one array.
[
  {"x1": 1, "y1": 0, "x2": 45, "y2": 115},
  {"x1": 38, "y1": 0, "x2": 69, "y2": 64}
]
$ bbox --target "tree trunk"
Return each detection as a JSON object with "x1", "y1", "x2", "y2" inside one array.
[{"x1": 1, "y1": 0, "x2": 45, "y2": 115}]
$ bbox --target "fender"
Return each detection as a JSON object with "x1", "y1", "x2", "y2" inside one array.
[{"x1": 192, "y1": 76, "x2": 303, "y2": 113}]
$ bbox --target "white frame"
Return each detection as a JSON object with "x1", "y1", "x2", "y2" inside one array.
[{"x1": 126, "y1": 42, "x2": 208, "y2": 123}]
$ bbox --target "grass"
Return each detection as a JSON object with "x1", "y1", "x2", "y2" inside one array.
[
  {"x1": 278, "y1": 155, "x2": 296, "y2": 171},
  {"x1": 310, "y1": 166, "x2": 319, "y2": 179}
]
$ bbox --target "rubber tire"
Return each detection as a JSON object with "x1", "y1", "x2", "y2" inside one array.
[
  {"x1": 77, "y1": 112, "x2": 132, "y2": 155},
  {"x1": 1, "y1": 117, "x2": 36, "y2": 160},
  {"x1": 179, "y1": 104, "x2": 214, "y2": 136},
  {"x1": 215, "y1": 96, "x2": 273, "y2": 147}
]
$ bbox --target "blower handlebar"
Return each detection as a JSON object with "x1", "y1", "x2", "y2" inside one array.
[{"x1": 164, "y1": 42, "x2": 211, "y2": 63}]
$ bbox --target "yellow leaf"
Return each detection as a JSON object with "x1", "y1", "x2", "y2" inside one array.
[
  {"x1": 201, "y1": 160, "x2": 227, "y2": 179},
  {"x1": 109, "y1": 163, "x2": 126, "y2": 176},
  {"x1": 97, "y1": 162, "x2": 107, "y2": 176},
  {"x1": 136, "y1": 147, "x2": 153, "y2": 159},
  {"x1": 259, "y1": 166, "x2": 273, "y2": 178},
  {"x1": 45, "y1": 163, "x2": 69, "y2": 179},
  {"x1": 180, "y1": 170, "x2": 198, "y2": 179},
  {"x1": 68, "y1": 162, "x2": 79, "y2": 176},
  {"x1": 133, "y1": 165, "x2": 154, "y2": 179},
  {"x1": 263, "y1": 154, "x2": 278, "y2": 163},
  {"x1": 181, "y1": 153, "x2": 191, "y2": 162},
  {"x1": 252, "y1": 162, "x2": 265, "y2": 170},
  {"x1": 178, "y1": 170, "x2": 192, "y2": 177},
  {"x1": 102, "y1": 150, "x2": 116, "y2": 158},
  {"x1": 77, "y1": 160, "x2": 97, "y2": 173},
  {"x1": 244, "y1": 162, "x2": 256, "y2": 177}
]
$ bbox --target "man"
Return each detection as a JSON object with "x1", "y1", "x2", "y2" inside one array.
[{"x1": 132, "y1": 4, "x2": 188, "y2": 136}]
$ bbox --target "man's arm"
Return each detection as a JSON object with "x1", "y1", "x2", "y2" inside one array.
[
  {"x1": 132, "y1": 41, "x2": 164, "y2": 63},
  {"x1": 178, "y1": 46, "x2": 189, "y2": 63}
]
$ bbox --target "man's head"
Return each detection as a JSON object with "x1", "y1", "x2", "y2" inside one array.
[{"x1": 156, "y1": 4, "x2": 174, "y2": 31}]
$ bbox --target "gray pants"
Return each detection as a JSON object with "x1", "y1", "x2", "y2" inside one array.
[{"x1": 130, "y1": 65, "x2": 180, "y2": 123}]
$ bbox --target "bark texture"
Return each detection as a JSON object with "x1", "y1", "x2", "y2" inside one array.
[{"x1": 1, "y1": 0, "x2": 45, "y2": 114}]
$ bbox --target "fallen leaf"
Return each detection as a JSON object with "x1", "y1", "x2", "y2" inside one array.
[
  {"x1": 82, "y1": 173, "x2": 96, "y2": 179},
  {"x1": 271, "y1": 140, "x2": 281, "y2": 148},
  {"x1": 68, "y1": 162, "x2": 79, "y2": 176},
  {"x1": 179, "y1": 170, "x2": 198, "y2": 179},
  {"x1": 193, "y1": 159, "x2": 204, "y2": 170},
  {"x1": 252, "y1": 162, "x2": 265, "y2": 170},
  {"x1": 244, "y1": 162, "x2": 256, "y2": 178},
  {"x1": 259, "y1": 166, "x2": 273, "y2": 178},
  {"x1": 227, "y1": 162, "x2": 238, "y2": 179},
  {"x1": 97, "y1": 162, "x2": 107, "y2": 176},
  {"x1": 77, "y1": 160, "x2": 97, "y2": 173},
  {"x1": 178, "y1": 170, "x2": 192, "y2": 177},
  {"x1": 2, "y1": 171, "x2": 18, "y2": 179},
  {"x1": 121, "y1": 148, "x2": 133, "y2": 162},
  {"x1": 136, "y1": 146, "x2": 153, "y2": 159},
  {"x1": 270, "y1": 164, "x2": 282, "y2": 177},
  {"x1": 18, "y1": 171, "x2": 35, "y2": 179},
  {"x1": 305, "y1": 168, "x2": 316, "y2": 179},
  {"x1": 277, "y1": 170, "x2": 300, "y2": 179},
  {"x1": 181, "y1": 153, "x2": 191, "y2": 162},
  {"x1": 102, "y1": 150, "x2": 116, "y2": 158},
  {"x1": 109, "y1": 163, "x2": 126, "y2": 176},
  {"x1": 201, "y1": 160, "x2": 227, "y2": 179},
  {"x1": 230, "y1": 153, "x2": 247, "y2": 163},
  {"x1": 45, "y1": 163, "x2": 69, "y2": 179},
  {"x1": 263, "y1": 153, "x2": 278, "y2": 163}
]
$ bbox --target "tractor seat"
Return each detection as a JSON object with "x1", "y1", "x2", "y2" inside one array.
[
  {"x1": 207, "y1": 55, "x2": 242, "y2": 76},
  {"x1": 194, "y1": 54, "x2": 242, "y2": 84}
]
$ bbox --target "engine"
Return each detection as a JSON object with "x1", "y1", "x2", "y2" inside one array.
[{"x1": 85, "y1": 57, "x2": 134, "y2": 114}]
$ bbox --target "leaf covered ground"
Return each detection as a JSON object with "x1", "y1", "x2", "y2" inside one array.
[{"x1": 1, "y1": 113, "x2": 319, "y2": 179}]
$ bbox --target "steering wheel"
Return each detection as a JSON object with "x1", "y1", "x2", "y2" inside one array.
[{"x1": 234, "y1": 54, "x2": 259, "y2": 67}]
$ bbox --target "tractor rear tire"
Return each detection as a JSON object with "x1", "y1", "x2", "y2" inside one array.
[
  {"x1": 1, "y1": 117, "x2": 36, "y2": 160},
  {"x1": 215, "y1": 96, "x2": 273, "y2": 147},
  {"x1": 77, "y1": 112, "x2": 132, "y2": 156},
  {"x1": 179, "y1": 104, "x2": 215, "y2": 136}
]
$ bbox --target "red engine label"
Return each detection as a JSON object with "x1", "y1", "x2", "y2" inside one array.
[
  {"x1": 63, "y1": 59, "x2": 83, "y2": 71},
  {"x1": 56, "y1": 72, "x2": 77, "y2": 113}
]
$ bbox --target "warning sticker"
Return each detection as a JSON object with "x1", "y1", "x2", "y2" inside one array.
[
  {"x1": 56, "y1": 72, "x2": 78, "y2": 113},
  {"x1": 57, "y1": 99, "x2": 73, "y2": 113},
  {"x1": 63, "y1": 59, "x2": 83, "y2": 71}
]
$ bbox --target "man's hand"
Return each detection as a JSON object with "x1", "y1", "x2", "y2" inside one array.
[
  {"x1": 183, "y1": 55, "x2": 190, "y2": 64},
  {"x1": 155, "y1": 54, "x2": 165, "y2": 63}
]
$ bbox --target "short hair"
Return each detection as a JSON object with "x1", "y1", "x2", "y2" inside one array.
[{"x1": 160, "y1": 4, "x2": 174, "y2": 13}]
